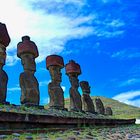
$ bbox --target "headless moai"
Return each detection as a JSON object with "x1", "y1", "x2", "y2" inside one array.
[
  {"x1": 46, "y1": 55, "x2": 65, "y2": 110},
  {"x1": 95, "y1": 98, "x2": 105, "y2": 115},
  {"x1": 17, "y1": 36, "x2": 40, "y2": 106},
  {"x1": 105, "y1": 106, "x2": 113, "y2": 115},
  {"x1": 65, "y1": 60, "x2": 82, "y2": 112},
  {"x1": 0, "y1": 22, "x2": 10, "y2": 104},
  {"x1": 80, "y1": 81, "x2": 95, "y2": 113}
]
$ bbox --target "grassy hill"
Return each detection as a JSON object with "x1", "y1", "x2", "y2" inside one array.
[{"x1": 64, "y1": 96, "x2": 140, "y2": 119}]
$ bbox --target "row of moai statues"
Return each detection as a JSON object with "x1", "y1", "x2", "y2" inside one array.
[{"x1": 0, "y1": 22, "x2": 113, "y2": 115}]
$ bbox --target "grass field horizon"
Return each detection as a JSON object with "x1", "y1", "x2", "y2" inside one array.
[{"x1": 62, "y1": 96, "x2": 140, "y2": 119}]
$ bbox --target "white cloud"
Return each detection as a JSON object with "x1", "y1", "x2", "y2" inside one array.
[
  {"x1": 119, "y1": 78, "x2": 140, "y2": 87},
  {"x1": 92, "y1": 18, "x2": 125, "y2": 38},
  {"x1": 39, "y1": 80, "x2": 51, "y2": 87},
  {"x1": 113, "y1": 90, "x2": 140, "y2": 107},
  {"x1": 111, "y1": 50, "x2": 140, "y2": 60},
  {"x1": 6, "y1": 54, "x2": 18, "y2": 66},
  {"x1": 107, "y1": 20, "x2": 125, "y2": 28},
  {"x1": 96, "y1": 30, "x2": 124, "y2": 38},
  {"x1": 111, "y1": 50, "x2": 125, "y2": 58},
  {"x1": 0, "y1": 0, "x2": 126, "y2": 66},
  {"x1": 8, "y1": 87, "x2": 20, "y2": 91},
  {"x1": 101, "y1": 0, "x2": 121, "y2": 4},
  {"x1": 36, "y1": 0, "x2": 86, "y2": 6},
  {"x1": 62, "y1": 86, "x2": 66, "y2": 92},
  {"x1": 0, "y1": 0, "x2": 94, "y2": 65}
]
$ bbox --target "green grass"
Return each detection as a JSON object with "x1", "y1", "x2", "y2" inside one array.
[
  {"x1": 0, "y1": 96, "x2": 139, "y2": 119},
  {"x1": 64, "y1": 96, "x2": 140, "y2": 119}
]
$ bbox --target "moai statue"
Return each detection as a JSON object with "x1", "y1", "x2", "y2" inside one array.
[
  {"x1": 46, "y1": 55, "x2": 65, "y2": 110},
  {"x1": 80, "y1": 81, "x2": 95, "y2": 113},
  {"x1": 105, "y1": 106, "x2": 113, "y2": 115},
  {"x1": 17, "y1": 36, "x2": 40, "y2": 106},
  {"x1": 0, "y1": 22, "x2": 10, "y2": 104},
  {"x1": 95, "y1": 98, "x2": 105, "y2": 115},
  {"x1": 65, "y1": 60, "x2": 82, "y2": 112}
]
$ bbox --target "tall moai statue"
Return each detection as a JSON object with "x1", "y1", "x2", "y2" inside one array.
[
  {"x1": 95, "y1": 98, "x2": 105, "y2": 115},
  {"x1": 0, "y1": 22, "x2": 10, "y2": 104},
  {"x1": 17, "y1": 36, "x2": 40, "y2": 106},
  {"x1": 46, "y1": 55, "x2": 65, "y2": 110},
  {"x1": 105, "y1": 106, "x2": 113, "y2": 115},
  {"x1": 65, "y1": 60, "x2": 82, "y2": 112},
  {"x1": 80, "y1": 81, "x2": 95, "y2": 113}
]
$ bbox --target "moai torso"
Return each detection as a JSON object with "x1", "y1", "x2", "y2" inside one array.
[
  {"x1": 95, "y1": 98, "x2": 105, "y2": 115},
  {"x1": 0, "y1": 22, "x2": 10, "y2": 104},
  {"x1": 46, "y1": 55, "x2": 65, "y2": 110},
  {"x1": 0, "y1": 69, "x2": 8, "y2": 103},
  {"x1": 105, "y1": 107, "x2": 113, "y2": 115},
  {"x1": 80, "y1": 81, "x2": 95, "y2": 113},
  {"x1": 69, "y1": 75, "x2": 82, "y2": 111},
  {"x1": 48, "y1": 82, "x2": 64, "y2": 109},
  {"x1": 69, "y1": 87, "x2": 82, "y2": 111},
  {"x1": 65, "y1": 60, "x2": 82, "y2": 112},
  {"x1": 20, "y1": 71, "x2": 39, "y2": 105},
  {"x1": 17, "y1": 36, "x2": 40, "y2": 106}
]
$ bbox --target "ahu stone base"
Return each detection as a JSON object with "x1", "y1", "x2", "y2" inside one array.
[{"x1": 0, "y1": 111, "x2": 136, "y2": 130}]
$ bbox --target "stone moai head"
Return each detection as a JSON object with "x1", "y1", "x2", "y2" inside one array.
[
  {"x1": 80, "y1": 81, "x2": 90, "y2": 94},
  {"x1": 105, "y1": 106, "x2": 113, "y2": 115},
  {"x1": 0, "y1": 22, "x2": 10, "y2": 68},
  {"x1": 17, "y1": 36, "x2": 39, "y2": 73},
  {"x1": 46, "y1": 55, "x2": 64, "y2": 83},
  {"x1": 65, "y1": 60, "x2": 81, "y2": 88}
]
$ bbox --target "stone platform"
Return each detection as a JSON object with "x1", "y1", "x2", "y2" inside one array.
[{"x1": 0, "y1": 111, "x2": 136, "y2": 130}]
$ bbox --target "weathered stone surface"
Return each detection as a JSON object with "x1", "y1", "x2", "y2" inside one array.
[
  {"x1": 17, "y1": 36, "x2": 40, "y2": 106},
  {"x1": 0, "y1": 54, "x2": 8, "y2": 104},
  {"x1": 105, "y1": 106, "x2": 113, "y2": 115},
  {"x1": 0, "y1": 23, "x2": 10, "y2": 104},
  {"x1": 95, "y1": 98, "x2": 105, "y2": 115},
  {"x1": 13, "y1": 138, "x2": 19, "y2": 140},
  {"x1": 67, "y1": 136, "x2": 76, "y2": 140},
  {"x1": 0, "y1": 111, "x2": 136, "y2": 130},
  {"x1": 65, "y1": 60, "x2": 81, "y2": 75},
  {"x1": 19, "y1": 71, "x2": 40, "y2": 105},
  {"x1": 0, "y1": 135, "x2": 7, "y2": 139},
  {"x1": 65, "y1": 60, "x2": 82, "y2": 112},
  {"x1": 25, "y1": 135, "x2": 33, "y2": 140},
  {"x1": 0, "y1": 22, "x2": 11, "y2": 47},
  {"x1": 46, "y1": 55, "x2": 65, "y2": 110},
  {"x1": 12, "y1": 133, "x2": 20, "y2": 137},
  {"x1": 56, "y1": 138, "x2": 64, "y2": 140},
  {"x1": 17, "y1": 36, "x2": 38, "y2": 58},
  {"x1": 80, "y1": 81, "x2": 95, "y2": 113},
  {"x1": 0, "y1": 68, "x2": 8, "y2": 103}
]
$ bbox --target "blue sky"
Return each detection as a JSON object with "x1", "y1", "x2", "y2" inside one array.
[{"x1": 1, "y1": 0, "x2": 140, "y2": 107}]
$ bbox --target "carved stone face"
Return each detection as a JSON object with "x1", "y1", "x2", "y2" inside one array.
[
  {"x1": 80, "y1": 83, "x2": 90, "y2": 94},
  {"x1": 48, "y1": 65, "x2": 62, "y2": 83},
  {"x1": 20, "y1": 53, "x2": 36, "y2": 72},
  {"x1": 69, "y1": 74, "x2": 79, "y2": 88}
]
